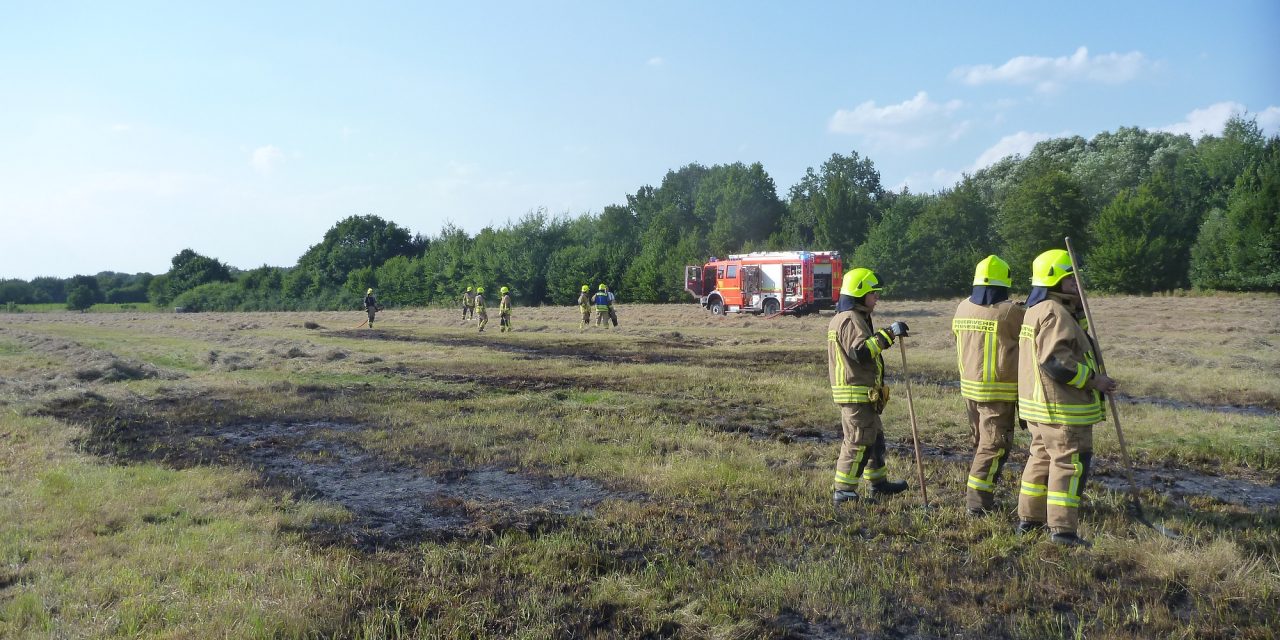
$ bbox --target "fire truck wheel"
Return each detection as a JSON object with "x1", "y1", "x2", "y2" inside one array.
[
  {"x1": 762, "y1": 298, "x2": 780, "y2": 315},
  {"x1": 708, "y1": 296, "x2": 725, "y2": 316}
]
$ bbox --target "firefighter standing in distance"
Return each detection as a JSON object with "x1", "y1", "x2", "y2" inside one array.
[
  {"x1": 498, "y1": 286, "x2": 513, "y2": 332},
  {"x1": 462, "y1": 286, "x2": 475, "y2": 320},
  {"x1": 1016, "y1": 249, "x2": 1118, "y2": 548},
  {"x1": 828, "y1": 268, "x2": 911, "y2": 504},
  {"x1": 606, "y1": 285, "x2": 619, "y2": 326},
  {"x1": 474, "y1": 286, "x2": 489, "y2": 332},
  {"x1": 593, "y1": 284, "x2": 613, "y2": 328},
  {"x1": 577, "y1": 285, "x2": 592, "y2": 330},
  {"x1": 363, "y1": 288, "x2": 382, "y2": 329},
  {"x1": 953, "y1": 255, "x2": 1025, "y2": 516}
]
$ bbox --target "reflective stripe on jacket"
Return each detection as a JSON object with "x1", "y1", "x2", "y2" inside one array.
[
  {"x1": 1018, "y1": 293, "x2": 1104, "y2": 425},
  {"x1": 827, "y1": 305, "x2": 893, "y2": 404},
  {"x1": 499, "y1": 294, "x2": 511, "y2": 313},
  {"x1": 578, "y1": 292, "x2": 590, "y2": 310},
  {"x1": 474, "y1": 295, "x2": 486, "y2": 310},
  {"x1": 953, "y1": 298, "x2": 1024, "y2": 402}
]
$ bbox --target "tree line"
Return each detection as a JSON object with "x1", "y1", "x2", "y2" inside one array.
[{"x1": 3, "y1": 117, "x2": 1276, "y2": 312}]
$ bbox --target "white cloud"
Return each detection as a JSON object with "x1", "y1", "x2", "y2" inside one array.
[
  {"x1": 828, "y1": 91, "x2": 966, "y2": 149},
  {"x1": 952, "y1": 46, "x2": 1148, "y2": 92},
  {"x1": 1259, "y1": 106, "x2": 1280, "y2": 135},
  {"x1": 647, "y1": 56, "x2": 664, "y2": 66},
  {"x1": 904, "y1": 129, "x2": 1070, "y2": 194},
  {"x1": 897, "y1": 168, "x2": 964, "y2": 193},
  {"x1": 1159, "y1": 102, "x2": 1280, "y2": 137},
  {"x1": 971, "y1": 131, "x2": 1058, "y2": 170},
  {"x1": 250, "y1": 145, "x2": 285, "y2": 174}
]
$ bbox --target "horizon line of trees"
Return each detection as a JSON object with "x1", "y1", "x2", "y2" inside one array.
[{"x1": 3, "y1": 116, "x2": 1276, "y2": 312}]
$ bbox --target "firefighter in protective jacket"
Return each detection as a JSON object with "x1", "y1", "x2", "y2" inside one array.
[
  {"x1": 363, "y1": 288, "x2": 382, "y2": 329},
  {"x1": 498, "y1": 286, "x2": 513, "y2": 332},
  {"x1": 1016, "y1": 249, "x2": 1117, "y2": 548},
  {"x1": 462, "y1": 286, "x2": 475, "y2": 320},
  {"x1": 827, "y1": 268, "x2": 911, "y2": 504},
  {"x1": 577, "y1": 285, "x2": 592, "y2": 329},
  {"x1": 953, "y1": 255, "x2": 1025, "y2": 515},
  {"x1": 593, "y1": 284, "x2": 613, "y2": 328},
  {"x1": 474, "y1": 286, "x2": 488, "y2": 332}
]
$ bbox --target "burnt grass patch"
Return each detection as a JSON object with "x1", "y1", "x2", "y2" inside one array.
[
  {"x1": 662, "y1": 396, "x2": 1280, "y2": 512},
  {"x1": 331, "y1": 327, "x2": 828, "y2": 368},
  {"x1": 371, "y1": 364, "x2": 599, "y2": 394},
  {"x1": 38, "y1": 390, "x2": 616, "y2": 551}
]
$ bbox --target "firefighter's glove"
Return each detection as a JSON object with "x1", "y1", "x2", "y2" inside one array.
[{"x1": 889, "y1": 321, "x2": 910, "y2": 338}]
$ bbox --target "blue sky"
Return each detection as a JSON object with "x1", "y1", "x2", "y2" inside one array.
[{"x1": 2, "y1": 1, "x2": 1277, "y2": 280}]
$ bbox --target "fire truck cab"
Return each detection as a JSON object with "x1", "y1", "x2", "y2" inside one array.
[{"x1": 684, "y1": 251, "x2": 843, "y2": 316}]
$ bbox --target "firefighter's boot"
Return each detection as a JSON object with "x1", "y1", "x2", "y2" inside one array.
[
  {"x1": 1016, "y1": 520, "x2": 1045, "y2": 536},
  {"x1": 1050, "y1": 532, "x2": 1092, "y2": 548},
  {"x1": 869, "y1": 479, "x2": 908, "y2": 497},
  {"x1": 832, "y1": 489, "x2": 860, "y2": 505}
]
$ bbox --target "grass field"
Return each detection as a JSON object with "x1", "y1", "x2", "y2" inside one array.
[{"x1": 1, "y1": 296, "x2": 1277, "y2": 638}]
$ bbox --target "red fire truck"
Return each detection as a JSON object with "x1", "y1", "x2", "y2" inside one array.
[{"x1": 684, "y1": 251, "x2": 843, "y2": 316}]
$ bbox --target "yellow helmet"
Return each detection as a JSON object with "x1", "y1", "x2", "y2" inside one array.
[
  {"x1": 599, "y1": 283, "x2": 608, "y2": 291},
  {"x1": 840, "y1": 268, "x2": 883, "y2": 298},
  {"x1": 1031, "y1": 249, "x2": 1074, "y2": 287},
  {"x1": 466, "y1": 286, "x2": 472, "y2": 292},
  {"x1": 581, "y1": 284, "x2": 589, "y2": 292},
  {"x1": 972, "y1": 255, "x2": 1011, "y2": 287},
  {"x1": 500, "y1": 286, "x2": 509, "y2": 294},
  {"x1": 476, "y1": 286, "x2": 484, "y2": 294},
  {"x1": 366, "y1": 288, "x2": 373, "y2": 295}
]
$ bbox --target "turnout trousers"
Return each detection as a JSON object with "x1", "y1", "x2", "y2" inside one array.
[
  {"x1": 1018, "y1": 421, "x2": 1093, "y2": 534},
  {"x1": 595, "y1": 309, "x2": 610, "y2": 326},
  {"x1": 477, "y1": 309, "x2": 488, "y2": 331},
  {"x1": 965, "y1": 400, "x2": 1016, "y2": 511},
  {"x1": 832, "y1": 403, "x2": 888, "y2": 490},
  {"x1": 580, "y1": 305, "x2": 591, "y2": 328}
]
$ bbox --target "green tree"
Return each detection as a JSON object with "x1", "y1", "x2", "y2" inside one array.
[
  {"x1": 700, "y1": 162, "x2": 785, "y2": 256},
  {"x1": 1191, "y1": 138, "x2": 1280, "y2": 290},
  {"x1": 1194, "y1": 115, "x2": 1267, "y2": 211},
  {"x1": 545, "y1": 245, "x2": 601, "y2": 305},
  {"x1": 344, "y1": 267, "x2": 377, "y2": 303},
  {"x1": 151, "y1": 249, "x2": 234, "y2": 305},
  {"x1": 781, "y1": 151, "x2": 884, "y2": 253},
  {"x1": 997, "y1": 168, "x2": 1092, "y2": 277},
  {"x1": 419, "y1": 223, "x2": 474, "y2": 303},
  {"x1": 294, "y1": 214, "x2": 423, "y2": 294},
  {"x1": 65, "y1": 275, "x2": 102, "y2": 311},
  {"x1": 28, "y1": 276, "x2": 65, "y2": 303},
  {"x1": 374, "y1": 255, "x2": 428, "y2": 306},
  {"x1": 1071, "y1": 127, "x2": 1193, "y2": 212},
  {"x1": 1189, "y1": 209, "x2": 1232, "y2": 289},
  {"x1": 899, "y1": 180, "x2": 999, "y2": 297},
  {"x1": 1087, "y1": 186, "x2": 1179, "y2": 292},
  {"x1": 850, "y1": 193, "x2": 931, "y2": 296},
  {"x1": 0, "y1": 279, "x2": 36, "y2": 304}
]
